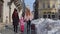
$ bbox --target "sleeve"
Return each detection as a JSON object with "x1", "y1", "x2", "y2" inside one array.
[{"x1": 17, "y1": 14, "x2": 19, "y2": 22}]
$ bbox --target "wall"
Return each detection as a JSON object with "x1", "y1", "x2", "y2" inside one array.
[
  {"x1": 3, "y1": 0, "x2": 16, "y2": 24},
  {"x1": 3, "y1": 0, "x2": 22, "y2": 24},
  {"x1": 38, "y1": 0, "x2": 59, "y2": 19},
  {"x1": 3, "y1": 0, "x2": 10, "y2": 23},
  {"x1": 11, "y1": 3, "x2": 16, "y2": 23}
]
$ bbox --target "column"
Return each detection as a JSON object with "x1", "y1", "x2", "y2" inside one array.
[
  {"x1": 8, "y1": 2, "x2": 11, "y2": 24},
  {"x1": 9, "y1": 5, "x2": 11, "y2": 23}
]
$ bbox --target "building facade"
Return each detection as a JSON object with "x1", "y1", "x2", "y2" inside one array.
[
  {"x1": 0, "y1": 0, "x2": 23, "y2": 25},
  {"x1": 34, "y1": 0, "x2": 60, "y2": 19},
  {"x1": 33, "y1": 0, "x2": 39, "y2": 19},
  {"x1": 2, "y1": 0, "x2": 16, "y2": 24},
  {"x1": 58, "y1": 0, "x2": 60, "y2": 19}
]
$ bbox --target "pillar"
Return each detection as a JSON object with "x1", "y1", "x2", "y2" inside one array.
[{"x1": 8, "y1": 2, "x2": 11, "y2": 23}]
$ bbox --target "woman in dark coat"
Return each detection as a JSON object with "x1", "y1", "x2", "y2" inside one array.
[{"x1": 12, "y1": 8, "x2": 19, "y2": 33}]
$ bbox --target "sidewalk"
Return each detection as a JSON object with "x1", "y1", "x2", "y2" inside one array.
[
  {"x1": 0, "y1": 23, "x2": 5, "y2": 32},
  {"x1": 0, "y1": 23, "x2": 35, "y2": 34},
  {"x1": 0, "y1": 25, "x2": 21, "y2": 34}
]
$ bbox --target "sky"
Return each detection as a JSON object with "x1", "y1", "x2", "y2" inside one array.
[{"x1": 24, "y1": 0, "x2": 35, "y2": 11}]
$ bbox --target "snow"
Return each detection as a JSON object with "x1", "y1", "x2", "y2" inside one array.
[{"x1": 31, "y1": 18, "x2": 60, "y2": 34}]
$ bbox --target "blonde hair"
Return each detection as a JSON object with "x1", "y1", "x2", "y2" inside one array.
[{"x1": 25, "y1": 8, "x2": 31, "y2": 16}]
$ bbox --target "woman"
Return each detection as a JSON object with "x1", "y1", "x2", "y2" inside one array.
[
  {"x1": 24, "y1": 8, "x2": 33, "y2": 34},
  {"x1": 12, "y1": 8, "x2": 19, "y2": 33}
]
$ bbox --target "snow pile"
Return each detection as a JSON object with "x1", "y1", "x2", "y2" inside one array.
[
  {"x1": 31, "y1": 18, "x2": 45, "y2": 27},
  {"x1": 31, "y1": 18, "x2": 60, "y2": 34}
]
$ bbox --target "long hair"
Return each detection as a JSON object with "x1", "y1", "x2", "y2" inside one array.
[
  {"x1": 22, "y1": 8, "x2": 30, "y2": 18},
  {"x1": 25, "y1": 8, "x2": 31, "y2": 16}
]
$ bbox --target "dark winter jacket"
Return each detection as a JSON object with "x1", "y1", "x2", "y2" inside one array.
[{"x1": 12, "y1": 12, "x2": 19, "y2": 26}]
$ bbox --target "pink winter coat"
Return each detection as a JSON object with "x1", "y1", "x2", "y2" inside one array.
[{"x1": 19, "y1": 17, "x2": 24, "y2": 32}]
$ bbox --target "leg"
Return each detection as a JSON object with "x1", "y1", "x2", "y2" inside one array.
[
  {"x1": 13, "y1": 25, "x2": 16, "y2": 32},
  {"x1": 27, "y1": 23, "x2": 29, "y2": 34},
  {"x1": 28, "y1": 23, "x2": 30, "y2": 34},
  {"x1": 27, "y1": 23, "x2": 28, "y2": 34},
  {"x1": 15, "y1": 25, "x2": 18, "y2": 33}
]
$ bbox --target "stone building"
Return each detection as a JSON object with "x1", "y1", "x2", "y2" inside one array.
[
  {"x1": 34, "y1": 0, "x2": 60, "y2": 19},
  {"x1": 0, "y1": 0, "x2": 23, "y2": 25}
]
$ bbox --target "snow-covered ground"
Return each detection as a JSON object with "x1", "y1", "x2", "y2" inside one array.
[{"x1": 31, "y1": 18, "x2": 60, "y2": 34}]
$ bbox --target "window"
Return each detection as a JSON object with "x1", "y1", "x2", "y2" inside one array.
[
  {"x1": 43, "y1": 15, "x2": 47, "y2": 18},
  {"x1": 43, "y1": 3, "x2": 45, "y2": 8},
  {"x1": 58, "y1": 9, "x2": 60, "y2": 13},
  {"x1": 48, "y1": 4, "x2": 50, "y2": 8},
  {"x1": 53, "y1": 4, "x2": 55, "y2": 8},
  {"x1": 52, "y1": 15, "x2": 55, "y2": 18},
  {"x1": 58, "y1": 4, "x2": 60, "y2": 9}
]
